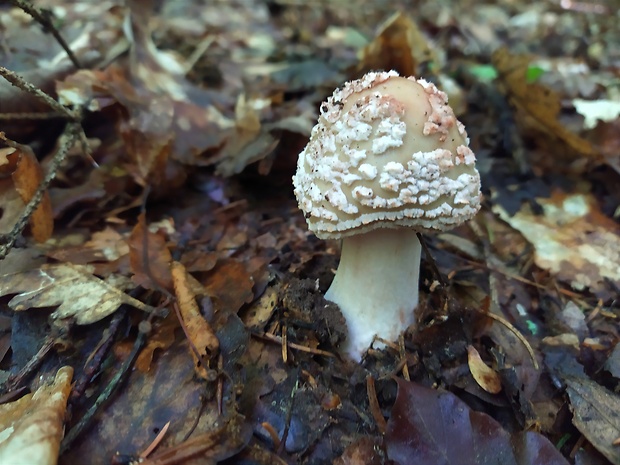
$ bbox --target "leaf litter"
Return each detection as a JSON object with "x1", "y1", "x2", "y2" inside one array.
[{"x1": 0, "y1": 0, "x2": 619, "y2": 464}]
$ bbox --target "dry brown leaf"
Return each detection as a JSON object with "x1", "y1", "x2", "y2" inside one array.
[
  {"x1": 0, "y1": 366, "x2": 73, "y2": 465},
  {"x1": 0, "y1": 177, "x2": 24, "y2": 236},
  {"x1": 171, "y1": 261, "x2": 219, "y2": 379},
  {"x1": 204, "y1": 259, "x2": 254, "y2": 313},
  {"x1": 0, "y1": 133, "x2": 53, "y2": 242},
  {"x1": 493, "y1": 189, "x2": 620, "y2": 295},
  {"x1": 492, "y1": 48, "x2": 601, "y2": 166},
  {"x1": 467, "y1": 345, "x2": 502, "y2": 394},
  {"x1": 240, "y1": 285, "x2": 279, "y2": 331},
  {"x1": 357, "y1": 12, "x2": 438, "y2": 78},
  {"x1": 129, "y1": 213, "x2": 173, "y2": 291},
  {"x1": 0, "y1": 263, "x2": 155, "y2": 324},
  {"x1": 135, "y1": 311, "x2": 179, "y2": 373}
]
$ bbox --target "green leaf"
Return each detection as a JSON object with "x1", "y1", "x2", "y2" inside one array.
[
  {"x1": 526, "y1": 65, "x2": 545, "y2": 82},
  {"x1": 468, "y1": 64, "x2": 498, "y2": 82}
]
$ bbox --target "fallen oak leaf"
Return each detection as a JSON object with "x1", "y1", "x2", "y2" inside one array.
[{"x1": 0, "y1": 263, "x2": 156, "y2": 324}]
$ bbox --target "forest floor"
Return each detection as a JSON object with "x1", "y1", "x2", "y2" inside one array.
[{"x1": 1, "y1": 0, "x2": 620, "y2": 464}]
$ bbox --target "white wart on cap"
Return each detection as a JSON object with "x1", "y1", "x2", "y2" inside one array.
[{"x1": 292, "y1": 71, "x2": 481, "y2": 360}]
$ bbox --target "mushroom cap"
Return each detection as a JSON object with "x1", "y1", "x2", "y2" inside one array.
[{"x1": 292, "y1": 71, "x2": 481, "y2": 240}]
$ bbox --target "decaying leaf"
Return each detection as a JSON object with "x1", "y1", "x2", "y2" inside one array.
[
  {"x1": 493, "y1": 189, "x2": 620, "y2": 295},
  {"x1": 129, "y1": 213, "x2": 173, "y2": 291},
  {"x1": 0, "y1": 133, "x2": 53, "y2": 242},
  {"x1": 492, "y1": 47, "x2": 601, "y2": 166},
  {"x1": 357, "y1": 12, "x2": 438, "y2": 77},
  {"x1": 467, "y1": 345, "x2": 502, "y2": 394},
  {"x1": 386, "y1": 379, "x2": 569, "y2": 465},
  {"x1": 203, "y1": 259, "x2": 255, "y2": 313},
  {"x1": 0, "y1": 263, "x2": 155, "y2": 324},
  {"x1": 171, "y1": 261, "x2": 219, "y2": 379},
  {"x1": 0, "y1": 366, "x2": 73, "y2": 465},
  {"x1": 135, "y1": 311, "x2": 179, "y2": 373},
  {"x1": 566, "y1": 377, "x2": 620, "y2": 465}
]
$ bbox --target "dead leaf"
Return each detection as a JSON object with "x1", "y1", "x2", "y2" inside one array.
[
  {"x1": 493, "y1": 189, "x2": 620, "y2": 295},
  {"x1": 171, "y1": 261, "x2": 219, "y2": 379},
  {"x1": 467, "y1": 345, "x2": 502, "y2": 394},
  {"x1": 0, "y1": 133, "x2": 53, "y2": 242},
  {"x1": 386, "y1": 379, "x2": 569, "y2": 465},
  {"x1": 129, "y1": 213, "x2": 173, "y2": 291},
  {"x1": 0, "y1": 263, "x2": 155, "y2": 324},
  {"x1": 566, "y1": 377, "x2": 620, "y2": 465},
  {"x1": 240, "y1": 285, "x2": 279, "y2": 331},
  {"x1": 492, "y1": 47, "x2": 601, "y2": 166},
  {"x1": 203, "y1": 259, "x2": 254, "y2": 313},
  {"x1": 135, "y1": 311, "x2": 179, "y2": 373},
  {"x1": 357, "y1": 12, "x2": 438, "y2": 77},
  {"x1": 334, "y1": 437, "x2": 384, "y2": 465},
  {"x1": 0, "y1": 366, "x2": 73, "y2": 465}
]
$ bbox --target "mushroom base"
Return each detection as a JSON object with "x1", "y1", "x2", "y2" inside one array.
[{"x1": 325, "y1": 228, "x2": 421, "y2": 360}]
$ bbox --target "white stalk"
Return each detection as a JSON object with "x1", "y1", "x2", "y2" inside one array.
[{"x1": 325, "y1": 228, "x2": 421, "y2": 360}]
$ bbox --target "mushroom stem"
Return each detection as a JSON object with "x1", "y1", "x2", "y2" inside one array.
[{"x1": 325, "y1": 228, "x2": 421, "y2": 360}]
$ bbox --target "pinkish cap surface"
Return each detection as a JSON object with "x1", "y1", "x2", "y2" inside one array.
[{"x1": 293, "y1": 71, "x2": 481, "y2": 239}]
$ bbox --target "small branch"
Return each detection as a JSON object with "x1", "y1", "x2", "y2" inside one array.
[
  {"x1": 0, "y1": 67, "x2": 78, "y2": 120},
  {"x1": 0, "y1": 112, "x2": 65, "y2": 120},
  {"x1": 0, "y1": 123, "x2": 80, "y2": 260},
  {"x1": 9, "y1": 0, "x2": 82, "y2": 69},
  {"x1": 60, "y1": 314, "x2": 151, "y2": 454},
  {"x1": 3, "y1": 337, "x2": 55, "y2": 393}
]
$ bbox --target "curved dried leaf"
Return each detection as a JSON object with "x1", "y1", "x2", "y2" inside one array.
[
  {"x1": 0, "y1": 134, "x2": 53, "y2": 242},
  {"x1": 0, "y1": 263, "x2": 155, "y2": 324},
  {"x1": 0, "y1": 366, "x2": 73, "y2": 465},
  {"x1": 467, "y1": 345, "x2": 502, "y2": 394},
  {"x1": 171, "y1": 261, "x2": 219, "y2": 379}
]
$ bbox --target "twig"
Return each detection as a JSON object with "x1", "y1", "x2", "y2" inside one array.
[
  {"x1": 277, "y1": 374, "x2": 299, "y2": 455},
  {"x1": 0, "y1": 67, "x2": 77, "y2": 120},
  {"x1": 9, "y1": 0, "x2": 82, "y2": 69},
  {"x1": 366, "y1": 376, "x2": 387, "y2": 434},
  {"x1": 0, "y1": 123, "x2": 80, "y2": 260},
  {"x1": 478, "y1": 310, "x2": 540, "y2": 370},
  {"x1": 60, "y1": 314, "x2": 151, "y2": 454},
  {"x1": 0, "y1": 112, "x2": 65, "y2": 120},
  {"x1": 139, "y1": 421, "x2": 171, "y2": 459},
  {"x1": 398, "y1": 334, "x2": 410, "y2": 381},
  {"x1": 252, "y1": 331, "x2": 336, "y2": 357},
  {"x1": 3, "y1": 337, "x2": 55, "y2": 393},
  {"x1": 68, "y1": 308, "x2": 128, "y2": 405}
]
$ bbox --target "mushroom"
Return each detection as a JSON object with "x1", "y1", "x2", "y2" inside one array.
[{"x1": 292, "y1": 71, "x2": 481, "y2": 360}]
